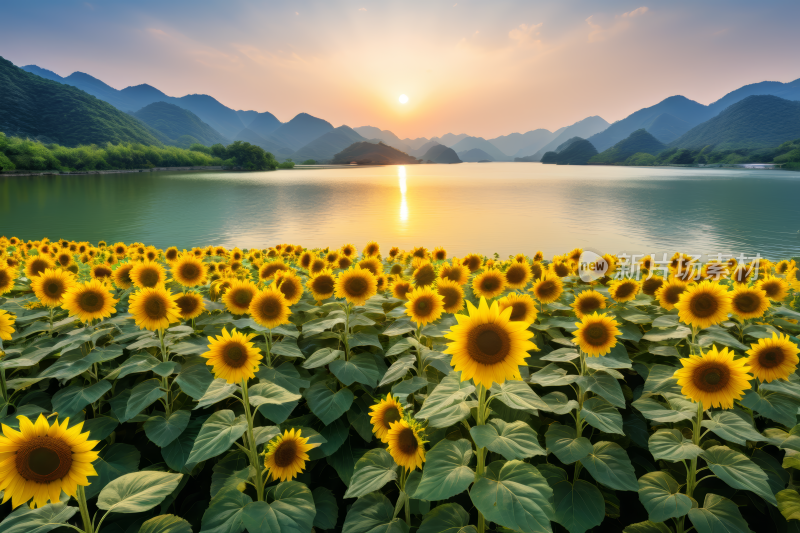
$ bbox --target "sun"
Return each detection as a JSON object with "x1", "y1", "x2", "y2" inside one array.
[{"x1": 399, "y1": 94, "x2": 409, "y2": 104}]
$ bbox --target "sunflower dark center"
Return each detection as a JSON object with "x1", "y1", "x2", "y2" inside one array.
[
  {"x1": 762, "y1": 282, "x2": 781, "y2": 298},
  {"x1": 480, "y1": 275, "x2": 501, "y2": 292},
  {"x1": 758, "y1": 348, "x2": 785, "y2": 368},
  {"x1": 166, "y1": 250, "x2": 178, "y2": 260},
  {"x1": 176, "y1": 295, "x2": 199, "y2": 315},
  {"x1": 614, "y1": 282, "x2": 636, "y2": 299},
  {"x1": 693, "y1": 363, "x2": 730, "y2": 392},
  {"x1": 144, "y1": 295, "x2": 166, "y2": 319},
  {"x1": 79, "y1": 291, "x2": 103, "y2": 312},
  {"x1": 118, "y1": 267, "x2": 133, "y2": 283},
  {"x1": 578, "y1": 296, "x2": 601, "y2": 314},
  {"x1": 383, "y1": 407, "x2": 401, "y2": 426},
  {"x1": 312, "y1": 276, "x2": 335, "y2": 295},
  {"x1": 274, "y1": 440, "x2": 298, "y2": 468},
  {"x1": 311, "y1": 259, "x2": 326, "y2": 273},
  {"x1": 414, "y1": 297, "x2": 433, "y2": 316},
  {"x1": 223, "y1": 343, "x2": 248, "y2": 367},
  {"x1": 469, "y1": 325, "x2": 510, "y2": 365},
  {"x1": 506, "y1": 266, "x2": 526, "y2": 284},
  {"x1": 0, "y1": 271, "x2": 9, "y2": 287},
  {"x1": 46, "y1": 281, "x2": 62, "y2": 296},
  {"x1": 17, "y1": 436, "x2": 73, "y2": 482},
  {"x1": 414, "y1": 266, "x2": 436, "y2": 286},
  {"x1": 664, "y1": 286, "x2": 686, "y2": 304},
  {"x1": 397, "y1": 427, "x2": 418, "y2": 455},
  {"x1": 509, "y1": 302, "x2": 528, "y2": 321},
  {"x1": 554, "y1": 263, "x2": 570, "y2": 277},
  {"x1": 734, "y1": 293, "x2": 758, "y2": 313},
  {"x1": 232, "y1": 289, "x2": 253, "y2": 307},
  {"x1": 345, "y1": 276, "x2": 369, "y2": 296},
  {"x1": 583, "y1": 323, "x2": 609, "y2": 346},
  {"x1": 257, "y1": 296, "x2": 282, "y2": 319},
  {"x1": 642, "y1": 278, "x2": 664, "y2": 296},
  {"x1": 689, "y1": 293, "x2": 719, "y2": 318},
  {"x1": 180, "y1": 263, "x2": 200, "y2": 280},
  {"x1": 280, "y1": 280, "x2": 298, "y2": 300},
  {"x1": 95, "y1": 266, "x2": 112, "y2": 278},
  {"x1": 537, "y1": 280, "x2": 557, "y2": 299},
  {"x1": 445, "y1": 268, "x2": 463, "y2": 282},
  {"x1": 139, "y1": 268, "x2": 159, "y2": 287},
  {"x1": 31, "y1": 259, "x2": 48, "y2": 276},
  {"x1": 440, "y1": 288, "x2": 460, "y2": 308}
]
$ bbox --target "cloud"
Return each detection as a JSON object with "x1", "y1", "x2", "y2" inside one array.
[
  {"x1": 295, "y1": 11, "x2": 299, "y2": 15},
  {"x1": 587, "y1": 6, "x2": 649, "y2": 42},
  {"x1": 147, "y1": 28, "x2": 167, "y2": 36},
  {"x1": 358, "y1": 7, "x2": 366, "y2": 11},
  {"x1": 508, "y1": 23, "x2": 543, "y2": 47},
  {"x1": 622, "y1": 7, "x2": 648, "y2": 18}
]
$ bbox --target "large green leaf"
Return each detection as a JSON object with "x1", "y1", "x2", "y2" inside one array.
[
  {"x1": 648, "y1": 429, "x2": 703, "y2": 461},
  {"x1": 702, "y1": 446, "x2": 776, "y2": 505},
  {"x1": 174, "y1": 355, "x2": 215, "y2": 400},
  {"x1": 640, "y1": 364, "x2": 683, "y2": 396},
  {"x1": 312, "y1": 487, "x2": 339, "y2": 530},
  {"x1": 139, "y1": 514, "x2": 193, "y2": 533},
  {"x1": 97, "y1": 472, "x2": 183, "y2": 513},
  {"x1": 490, "y1": 380, "x2": 548, "y2": 411},
  {"x1": 414, "y1": 439, "x2": 475, "y2": 501},
  {"x1": 539, "y1": 392, "x2": 579, "y2": 415},
  {"x1": 200, "y1": 487, "x2": 252, "y2": 533},
  {"x1": 637, "y1": 471, "x2": 692, "y2": 522},
  {"x1": 144, "y1": 410, "x2": 191, "y2": 448},
  {"x1": 741, "y1": 390, "x2": 800, "y2": 428},
  {"x1": 469, "y1": 460, "x2": 554, "y2": 533},
  {"x1": 126, "y1": 379, "x2": 166, "y2": 419},
  {"x1": 342, "y1": 492, "x2": 410, "y2": 533},
  {"x1": 417, "y1": 504, "x2": 476, "y2": 533},
  {"x1": 51, "y1": 379, "x2": 111, "y2": 419},
  {"x1": 580, "y1": 441, "x2": 638, "y2": 491},
  {"x1": 304, "y1": 381, "x2": 354, "y2": 425},
  {"x1": 195, "y1": 379, "x2": 239, "y2": 409},
  {"x1": 697, "y1": 328, "x2": 749, "y2": 351},
  {"x1": 529, "y1": 363, "x2": 578, "y2": 386},
  {"x1": 552, "y1": 480, "x2": 605, "y2": 533},
  {"x1": 247, "y1": 382, "x2": 301, "y2": 410},
  {"x1": 416, "y1": 371, "x2": 475, "y2": 426},
  {"x1": 187, "y1": 410, "x2": 248, "y2": 464},
  {"x1": 623, "y1": 521, "x2": 672, "y2": 533},
  {"x1": 545, "y1": 423, "x2": 592, "y2": 464},
  {"x1": 303, "y1": 348, "x2": 343, "y2": 369},
  {"x1": 777, "y1": 488, "x2": 800, "y2": 522},
  {"x1": 343, "y1": 448, "x2": 398, "y2": 499},
  {"x1": 632, "y1": 396, "x2": 694, "y2": 423},
  {"x1": 688, "y1": 494, "x2": 751, "y2": 533},
  {"x1": 580, "y1": 397, "x2": 624, "y2": 435},
  {"x1": 469, "y1": 420, "x2": 545, "y2": 461},
  {"x1": 0, "y1": 502, "x2": 78, "y2": 533},
  {"x1": 162, "y1": 415, "x2": 207, "y2": 473},
  {"x1": 577, "y1": 371, "x2": 625, "y2": 408},
  {"x1": 84, "y1": 443, "x2": 141, "y2": 500},
  {"x1": 330, "y1": 353, "x2": 382, "y2": 387},
  {"x1": 379, "y1": 354, "x2": 416, "y2": 386},
  {"x1": 83, "y1": 416, "x2": 119, "y2": 441},
  {"x1": 240, "y1": 482, "x2": 316, "y2": 533}
]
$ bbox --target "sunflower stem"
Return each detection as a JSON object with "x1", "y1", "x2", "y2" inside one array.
[
  {"x1": 264, "y1": 329, "x2": 273, "y2": 367},
  {"x1": 76, "y1": 485, "x2": 94, "y2": 533},
  {"x1": 343, "y1": 303, "x2": 351, "y2": 361},
  {"x1": 0, "y1": 364, "x2": 7, "y2": 403},
  {"x1": 475, "y1": 383, "x2": 487, "y2": 533},
  {"x1": 686, "y1": 401, "x2": 704, "y2": 500},
  {"x1": 49, "y1": 306, "x2": 54, "y2": 335},
  {"x1": 241, "y1": 378, "x2": 265, "y2": 502},
  {"x1": 158, "y1": 328, "x2": 171, "y2": 418}
]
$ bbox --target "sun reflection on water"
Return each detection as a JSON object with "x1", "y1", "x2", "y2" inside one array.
[{"x1": 398, "y1": 166, "x2": 408, "y2": 223}]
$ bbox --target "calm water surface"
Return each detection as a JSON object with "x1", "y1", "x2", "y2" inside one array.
[{"x1": 2, "y1": 163, "x2": 800, "y2": 259}]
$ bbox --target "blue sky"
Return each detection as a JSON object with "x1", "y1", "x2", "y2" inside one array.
[{"x1": 2, "y1": 0, "x2": 799, "y2": 138}]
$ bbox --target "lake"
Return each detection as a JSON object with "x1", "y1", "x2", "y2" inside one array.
[{"x1": 2, "y1": 163, "x2": 800, "y2": 260}]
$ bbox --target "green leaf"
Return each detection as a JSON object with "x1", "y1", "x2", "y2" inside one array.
[
  {"x1": 330, "y1": 353, "x2": 382, "y2": 387},
  {"x1": 343, "y1": 448, "x2": 398, "y2": 499},
  {"x1": 126, "y1": 379, "x2": 166, "y2": 420},
  {"x1": 641, "y1": 364, "x2": 683, "y2": 396},
  {"x1": 632, "y1": 396, "x2": 694, "y2": 423},
  {"x1": 553, "y1": 480, "x2": 605, "y2": 533},
  {"x1": 415, "y1": 439, "x2": 475, "y2": 501},
  {"x1": 304, "y1": 381, "x2": 354, "y2": 425},
  {"x1": 777, "y1": 488, "x2": 800, "y2": 522},
  {"x1": 0, "y1": 503, "x2": 79, "y2": 533},
  {"x1": 580, "y1": 441, "x2": 638, "y2": 491},
  {"x1": 382, "y1": 317, "x2": 416, "y2": 336},
  {"x1": 642, "y1": 325, "x2": 691, "y2": 342},
  {"x1": 51, "y1": 379, "x2": 111, "y2": 419},
  {"x1": 648, "y1": 429, "x2": 703, "y2": 461},
  {"x1": 698, "y1": 328, "x2": 749, "y2": 351},
  {"x1": 303, "y1": 348, "x2": 343, "y2": 369},
  {"x1": 187, "y1": 410, "x2": 248, "y2": 464},
  {"x1": 580, "y1": 397, "x2": 624, "y2": 435},
  {"x1": 201, "y1": 487, "x2": 252, "y2": 533},
  {"x1": 144, "y1": 411, "x2": 191, "y2": 448},
  {"x1": 312, "y1": 487, "x2": 338, "y2": 530},
  {"x1": 637, "y1": 471, "x2": 693, "y2": 522},
  {"x1": 138, "y1": 514, "x2": 193, "y2": 533},
  {"x1": 469, "y1": 460, "x2": 554, "y2": 533},
  {"x1": 741, "y1": 390, "x2": 800, "y2": 428},
  {"x1": 490, "y1": 380, "x2": 547, "y2": 411},
  {"x1": 195, "y1": 379, "x2": 239, "y2": 409},
  {"x1": 248, "y1": 382, "x2": 301, "y2": 409},
  {"x1": 174, "y1": 355, "x2": 215, "y2": 400},
  {"x1": 577, "y1": 371, "x2": 625, "y2": 408},
  {"x1": 162, "y1": 415, "x2": 206, "y2": 473},
  {"x1": 270, "y1": 338, "x2": 304, "y2": 359},
  {"x1": 84, "y1": 443, "x2": 141, "y2": 500},
  {"x1": 688, "y1": 494, "x2": 751, "y2": 533},
  {"x1": 539, "y1": 392, "x2": 579, "y2": 415},
  {"x1": 418, "y1": 504, "x2": 476, "y2": 533},
  {"x1": 586, "y1": 343, "x2": 632, "y2": 370},
  {"x1": 545, "y1": 423, "x2": 592, "y2": 464},
  {"x1": 392, "y1": 376, "x2": 429, "y2": 399},
  {"x1": 702, "y1": 410, "x2": 764, "y2": 446},
  {"x1": 416, "y1": 372, "x2": 475, "y2": 425},
  {"x1": 702, "y1": 446, "x2": 776, "y2": 505},
  {"x1": 327, "y1": 444, "x2": 368, "y2": 486},
  {"x1": 240, "y1": 482, "x2": 316, "y2": 533},
  {"x1": 469, "y1": 420, "x2": 545, "y2": 461},
  {"x1": 107, "y1": 354, "x2": 162, "y2": 380},
  {"x1": 379, "y1": 354, "x2": 416, "y2": 386},
  {"x1": 528, "y1": 363, "x2": 578, "y2": 386},
  {"x1": 623, "y1": 521, "x2": 672, "y2": 533},
  {"x1": 97, "y1": 471, "x2": 184, "y2": 514},
  {"x1": 83, "y1": 416, "x2": 119, "y2": 441},
  {"x1": 342, "y1": 491, "x2": 410, "y2": 533}
]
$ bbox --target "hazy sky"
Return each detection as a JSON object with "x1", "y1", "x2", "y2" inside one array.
[{"x1": 3, "y1": 0, "x2": 800, "y2": 139}]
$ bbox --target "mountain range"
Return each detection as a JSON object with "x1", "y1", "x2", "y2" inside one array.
[{"x1": 8, "y1": 57, "x2": 800, "y2": 164}]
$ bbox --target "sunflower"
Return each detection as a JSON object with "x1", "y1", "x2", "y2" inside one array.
[
  {"x1": 675, "y1": 281, "x2": 732, "y2": 329},
  {"x1": 550, "y1": 261, "x2": 572, "y2": 278},
  {"x1": 731, "y1": 265, "x2": 754, "y2": 285},
  {"x1": 439, "y1": 262, "x2": 469, "y2": 285},
  {"x1": 405, "y1": 286, "x2": 445, "y2": 326},
  {"x1": 202, "y1": 328, "x2": 262, "y2": 383},
  {"x1": 745, "y1": 333, "x2": 799, "y2": 383},
  {"x1": 129, "y1": 260, "x2": 166, "y2": 289},
  {"x1": 263, "y1": 429, "x2": 318, "y2": 482},
  {"x1": 221, "y1": 279, "x2": 258, "y2": 315},
  {"x1": 530, "y1": 261, "x2": 544, "y2": 281},
  {"x1": 336, "y1": 256, "x2": 353, "y2": 270},
  {"x1": 31, "y1": 268, "x2": 75, "y2": 307},
  {"x1": 504, "y1": 263, "x2": 532, "y2": 289},
  {"x1": 259, "y1": 260, "x2": 290, "y2": 281},
  {"x1": 0, "y1": 266, "x2": 18, "y2": 295},
  {"x1": 472, "y1": 268, "x2": 507, "y2": 299},
  {"x1": 298, "y1": 251, "x2": 314, "y2": 270},
  {"x1": 91, "y1": 264, "x2": 113, "y2": 281},
  {"x1": 391, "y1": 280, "x2": 414, "y2": 300},
  {"x1": 171, "y1": 254, "x2": 207, "y2": 287},
  {"x1": 571, "y1": 290, "x2": 608, "y2": 319},
  {"x1": 729, "y1": 286, "x2": 770, "y2": 320},
  {"x1": 410, "y1": 246, "x2": 429, "y2": 261},
  {"x1": 325, "y1": 250, "x2": 340, "y2": 265},
  {"x1": 446, "y1": 297, "x2": 537, "y2": 388},
  {"x1": 0, "y1": 309, "x2": 15, "y2": 340},
  {"x1": 436, "y1": 278, "x2": 465, "y2": 313},
  {"x1": 54, "y1": 251, "x2": 73, "y2": 268},
  {"x1": 340, "y1": 243, "x2": 357, "y2": 258},
  {"x1": 363, "y1": 241, "x2": 380, "y2": 257},
  {"x1": 307, "y1": 270, "x2": 336, "y2": 301},
  {"x1": 498, "y1": 293, "x2": 538, "y2": 323},
  {"x1": 655, "y1": 279, "x2": 688, "y2": 311},
  {"x1": 531, "y1": 272, "x2": 564, "y2": 304},
  {"x1": 369, "y1": 394, "x2": 404, "y2": 442},
  {"x1": 274, "y1": 271, "x2": 304, "y2": 304},
  {"x1": 62, "y1": 279, "x2": 117, "y2": 322},
  {"x1": 112, "y1": 242, "x2": 127, "y2": 256},
  {"x1": 462, "y1": 254, "x2": 483, "y2": 272},
  {"x1": 110, "y1": 263, "x2": 134, "y2": 290},
  {"x1": 249, "y1": 288, "x2": 291, "y2": 329},
  {"x1": 175, "y1": 291, "x2": 205, "y2": 320},
  {"x1": 209, "y1": 277, "x2": 233, "y2": 301},
  {"x1": 432, "y1": 247, "x2": 447, "y2": 261},
  {"x1": 412, "y1": 262, "x2": 437, "y2": 287},
  {"x1": 129, "y1": 287, "x2": 181, "y2": 331},
  {"x1": 0, "y1": 414, "x2": 100, "y2": 509},
  {"x1": 386, "y1": 419, "x2": 426, "y2": 471},
  {"x1": 673, "y1": 345, "x2": 751, "y2": 409},
  {"x1": 572, "y1": 312, "x2": 621, "y2": 357},
  {"x1": 309, "y1": 258, "x2": 327, "y2": 276},
  {"x1": 756, "y1": 276, "x2": 789, "y2": 302},
  {"x1": 25, "y1": 256, "x2": 54, "y2": 278},
  {"x1": 609, "y1": 279, "x2": 641, "y2": 302},
  {"x1": 641, "y1": 276, "x2": 665, "y2": 296},
  {"x1": 335, "y1": 266, "x2": 378, "y2": 306},
  {"x1": 775, "y1": 260, "x2": 795, "y2": 275}
]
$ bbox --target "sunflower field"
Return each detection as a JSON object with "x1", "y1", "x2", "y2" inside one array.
[{"x1": 2, "y1": 239, "x2": 800, "y2": 533}]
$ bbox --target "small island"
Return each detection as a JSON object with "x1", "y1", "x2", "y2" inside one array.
[{"x1": 331, "y1": 141, "x2": 419, "y2": 165}]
